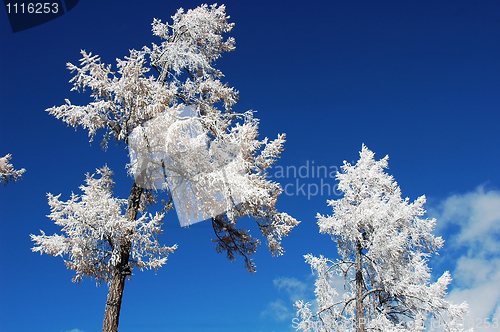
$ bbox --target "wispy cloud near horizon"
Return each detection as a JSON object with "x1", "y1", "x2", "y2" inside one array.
[
  {"x1": 273, "y1": 277, "x2": 308, "y2": 303},
  {"x1": 430, "y1": 185, "x2": 500, "y2": 325},
  {"x1": 261, "y1": 277, "x2": 311, "y2": 323},
  {"x1": 431, "y1": 185, "x2": 500, "y2": 255}
]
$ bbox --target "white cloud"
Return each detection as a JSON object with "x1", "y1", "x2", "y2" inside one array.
[
  {"x1": 65, "y1": 329, "x2": 84, "y2": 332},
  {"x1": 447, "y1": 256, "x2": 500, "y2": 325},
  {"x1": 432, "y1": 185, "x2": 500, "y2": 255},
  {"x1": 263, "y1": 273, "x2": 346, "y2": 324},
  {"x1": 261, "y1": 299, "x2": 291, "y2": 321},
  {"x1": 430, "y1": 186, "x2": 500, "y2": 324},
  {"x1": 261, "y1": 277, "x2": 311, "y2": 322},
  {"x1": 273, "y1": 277, "x2": 308, "y2": 302}
]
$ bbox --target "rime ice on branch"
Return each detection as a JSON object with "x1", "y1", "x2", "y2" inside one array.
[
  {"x1": 31, "y1": 166, "x2": 177, "y2": 285},
  {"x1": 0, "y1": 153, "x2": 25, "y2": 186},
  {"x1": 295, "y1": 145, "x2": 470, "y2": 332}
]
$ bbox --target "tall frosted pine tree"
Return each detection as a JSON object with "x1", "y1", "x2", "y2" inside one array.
[
  {"x1": 295, "y1": 145, "x2": 469, "y2": 332},
  {"x1": 32, "y1": 5, "x2": 299, "y2": 332}
]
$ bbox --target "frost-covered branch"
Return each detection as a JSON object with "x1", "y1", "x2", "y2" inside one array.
[
  {"x1": 31, "y1": 166, "x2": 177, "y2": 284},
  {"x1": 211, "y1": 215, "x2": 259, "y2": 273},
  {"x1": 0, "y1": 153, "x2": 25, "y2": 186}
]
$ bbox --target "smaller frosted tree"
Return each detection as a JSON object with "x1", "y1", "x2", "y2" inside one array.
[
  {"x1": 31, "y1": 166, "x2": 177, "y2": 330},
  {"x1": 295, "y1": 145, "x2": 470, "y2": 332},
  {"x1": 0, "y1": 153, "x2": 25, "y2": 186}
]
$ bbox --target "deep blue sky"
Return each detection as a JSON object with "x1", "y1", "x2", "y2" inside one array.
[{"x1": 1, "y1": 1, "x2": 499, "y2": 331}]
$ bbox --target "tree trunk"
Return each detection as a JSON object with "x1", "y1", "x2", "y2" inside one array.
[
  {"x1": 102, "y1": 268, "x2": 127, "y2": 332},
  {"x1": 101, "y1": 181, "x2": 143, "y2": 332},
  {"x1": 355, "y1": 238, "x2": 365, "y2": 332}
]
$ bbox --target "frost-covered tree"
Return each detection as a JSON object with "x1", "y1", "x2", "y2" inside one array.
[
  {"x1": 31, "y1": 166, "x2": 177, "y2": 331},
  {"x1": 295, "y1": 145, "x2": 469, "y2": 332},
  {"x1": 35, "y1": 4, "x2": 298, "y2": 332},
  {"x1": 0, "y1": 153, "x2": 25, "y2": 186}
]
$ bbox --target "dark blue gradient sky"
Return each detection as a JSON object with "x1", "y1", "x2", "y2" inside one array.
[{"x1": 1, "y1": 1, "x2": 499, "y2": 331}]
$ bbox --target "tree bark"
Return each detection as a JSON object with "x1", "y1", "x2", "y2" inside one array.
[
  {"x1": 102, "y1": 268, "x2": 127, "y2": 332},
  {"x1": 355, "y1": 238, "x2": 365, "y2": 332},
  {"x1": 101, "y1": 181, "x2": 143, "y2": 332}
]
